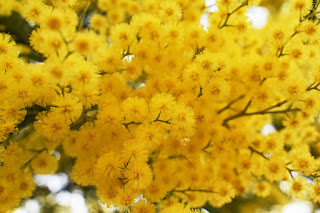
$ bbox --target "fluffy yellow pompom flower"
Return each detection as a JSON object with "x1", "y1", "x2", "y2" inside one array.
[
  {"x1": 211, "y1": 181, "x2": 236, "y2": 207},
  {"x1": 132, "y1": 200, "x2": 156, "y2": 213},
  {"x1": 95, "y1": 152, "x2": 123, "y2": 183},
  {"x1": 149, "y1": 93, "x2": 175, "y2": 118},
  {"x1": 116, "y1": 189, "x2": 136, "y2": 212},
  {"x1": 264, "y1": 155, "x2": 287, "y2": 181},
  {"x1": 35, "y1": 113, "x2": 71, "y2": 142},
  {"x1": 204, "y1": 79, "x2": 230, "y2": 103},
  {"x1": 0, "y1": 33, "x2": 17, "y2": 57},
  {"x1": 169, "y1": 103, "x2": 196, "y2": 139},
  {"x1": 72, "y1": 31, "x2": 100, "y2": 57},
  {"x1": 51, "y1": 93, "x2": 83, "y2": 123},
  {"x1": 44, "y1": 57, "x2": 70, "y2": 84},
  {"x1": 283, "y1": 76, "x2": 307, "y2": 102},
  {"x1": 95, "y1": 48, "x2": 123, "y2": 73},
  {"x1": 73, "y1": 85, "x2": 99, "y2": 109},
  {"x1": 286, "y1": 175, "x2": 311, "y2": 199},
  {"x1": 254, "y1": 181, "x2": 271, "y2": 198},
  {"x1": 289, "y1": 146, "x2": 316, "y2": 176},
  {"x1": 72, "y1": 158, "x2": 96, "y2": 187},
  {"x1": 90, "y1": 13, "x2": 108, "y2": 33},
  {"x1": 16, "y1": 172, "x2": 36, "y2": 199},
  {"x1": 0, "y1": 119, "x2": 18, "y2": 142},
  {"x1": 302, "y1": 20, "x2": 319, "y2": 39},
  {"x1": 40, "y1": 9, "x2": 65, "y2": 31},
  {"x1": 70, "y1": 59, "x2": 100, "y2": 87},
  {"x1": 311, "y1": 183, "x2": 320, "y2": 203},
  {"x1": 110, "y1": 23, "x2": 137, "y2": 50},
  {"x1": 195, "y1": 51, "x2": 216, "y2": 73},
  {"x1": 31, "y1": 151, "x2": 59, "y2": 174},
  {"x1": 122, "y1": 139, "x2": 149, "y2": 163},
  {"x1": 137, "y1": 124, "x2": 163, "y2": 148},
  {"x1": 0, "y1": 101, "x2": 26, "y2": 122},
  {"x1": 122, "y1": 97, "x2": 148, "y2": 122},
  {"x1": 170, "y1": 103, "x2": 195, "y2": 127},
  {"x1": 96, "y1": 182, "x2": 120, "y2": 207},
  {"x1": 159, "y1": 1, "x2": 182, "y2": 23},
  {"x1": 124, "y1": 161, "x2": 153, "y2": 190},
  {"x1": 22, "y1": 0, "x2": 49, "y2": 25},
  {"x1": 289, "y1": 0, "x2": 313, "y2": 16},
  {"x1": 96, "y1": 105, "x2": 123, "y2": 128},
  {"x1": 0, "y1": 178, "x2": 11, "y2": 202},
  {"x1": 143, "y1": 180, "x2": 168, "y2": 203}
]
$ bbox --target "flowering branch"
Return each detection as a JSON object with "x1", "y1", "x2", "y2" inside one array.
[{"x1": 223, "y1": 100, "x2": 300, "y2": 128}]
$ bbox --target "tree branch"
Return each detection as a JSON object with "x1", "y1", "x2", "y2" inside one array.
[{"x1": 223, "y1": 100, "x2": 299, "y2": 128}]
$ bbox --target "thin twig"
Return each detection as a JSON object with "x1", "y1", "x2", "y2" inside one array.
[
  {"x1": 248, "y1": 146, "x2": 269, "y2": 160},
  {"x1": 202, "y1": 139, "x2": 212, "y2": 154},
  {"x1": 223, "y1": 100, "x2": 299, "y2": 128},
  {"x1": 219, "y1": 0, "x2": 249, "y2": 29},
  {"x1": 218, "y1": 94, "x2": 245, "y2": 114},
  {"x1": 77, "y1": 2, "x2": 91, "y2": 31},
  {"x1": 122, "y1": 121, "x2": 142, "y2": 131},
  {"x1": 307, "y1": 82, "x2": 320, "y2": 91}
]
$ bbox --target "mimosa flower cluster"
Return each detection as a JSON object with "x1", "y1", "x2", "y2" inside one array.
[{"x1": 1, "y1": 0, "x2": 320, "y2": 212}]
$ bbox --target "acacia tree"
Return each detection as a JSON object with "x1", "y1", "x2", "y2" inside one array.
[{"x1": 1, "y1": 0, "x2": 320, "y2": 212}]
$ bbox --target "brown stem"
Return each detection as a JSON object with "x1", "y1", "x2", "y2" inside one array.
[
  {"x1": 202, "y1": 139, "x2": 212, "y2": 154},
  {"x1": 77, "y1": 2, "x2": 91, "y2": 31},
  {"x1": 287, "y1": 168, "x2": 294, "y2": 179},
  {"x1": 122, "y1": 121, "x2": 142, "y2": 131},
  {"x1": 307, "y1": 82, "x2": 320, "y2": 91},
  {"x1": 248, "y1": 146, "x2": 269, "y2": 160},
  {"x1": 223, "y1": 100, "x2": 300, "y2": 128},
  {"x1": 197, "y1": 86, "x2": 203, "y2": 98},
  {"x1": 192, "y1": 46, "x2": 205, "y2": 60},
  {"x1": 277, "y1": 30, "x2": 300, "y2": 58},
  {"x1": 21, "y1": 148, "x2": 46, "y2": 170},
  {"x1": 153, "y1": 119, "x2": 171, "y2": 124},
  {"x1": 219, "y1": 0, "x2": 249, "y2": 29},
  {"x1": 168, "y1": 155, "x2": 189, "y2": 161},
  {"x1": 301, "y1": 1, "x2": 320, "y2": 22},
  {"x1": 218, "y1": 94, "x2": 245, "y2": 114}
]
